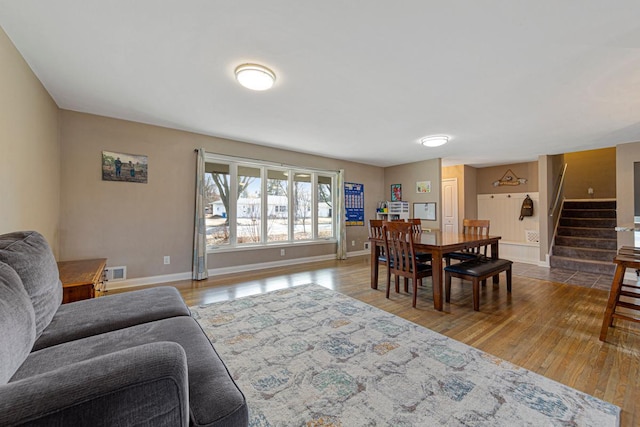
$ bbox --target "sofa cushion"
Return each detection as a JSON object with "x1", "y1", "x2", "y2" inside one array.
[
  {"x1": 0, "y1": 231, "x2": 62, "y2": 338},
  {"x1": 34, "y1": 286, "x2": 191, "y2": 350},
  {"x1": 0, "y1": 262, "x2": 36, "y2": 384},
  {"x1": 14, "y1": 316, "x2": 248, "y2": 427}
]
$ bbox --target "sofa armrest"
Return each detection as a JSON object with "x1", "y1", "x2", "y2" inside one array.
[{"x1": 0, "y1": 341, "x2": 189, "y2": 427}]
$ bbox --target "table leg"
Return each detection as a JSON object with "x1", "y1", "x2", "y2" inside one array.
[
  {"x1": 370, "y1": 243, "x2": 379, "y2": 289},
  {"x1": 432, "y1": 250, "x2": 443, "y2": 311},
  {"x1": 599, "y1": 263, "x2": 625, "y2": 342}
]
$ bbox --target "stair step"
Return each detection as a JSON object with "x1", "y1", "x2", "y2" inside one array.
[
  {"x1": 563, "y1": 200, "x2": 616, "y2": 210},
  {"x1": 560, "y1": 209, "x2": 617, "y2": 219},
  {"x1": 557, "y1": 227, "x2": 617, "y2": 238},
  {"x1": 549, "y1": 256, "x2": 616, "y2": 275},
  {"x1": 553, "y1": 246, "x2": 617, "y2": 262},
  {"x1": 559, "y1": 217, "x2": 616, "y2": 228},
  {"x1": 554, "y1": 235, "x2": 617, "y2": 250}
]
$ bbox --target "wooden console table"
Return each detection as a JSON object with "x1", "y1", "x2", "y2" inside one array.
[{"x1": 58, "y1": 258, "x2": 107, "y2": 304}]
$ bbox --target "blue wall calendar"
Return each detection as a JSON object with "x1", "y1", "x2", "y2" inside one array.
[{"x1": 344, "y1": 182, "x2": 364, "y2": 226}]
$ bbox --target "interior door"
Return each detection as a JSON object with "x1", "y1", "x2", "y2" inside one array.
[{"x1": 442, "y1": 178, "x2": 459, "y2": 233}]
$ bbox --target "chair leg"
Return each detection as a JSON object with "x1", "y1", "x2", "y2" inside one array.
[
  {"x1": 395, "y1": 276, "x2": 400, "y2": 294},
  {"x1": 386, "y1": 276, "x2": 391, "y2": 299},
  {"x1": 413, "y1": 278, "x2": 419, "y2": 308},
  {"x1": 386, "y1": 265, "x2": 391, "y2": 289},
  {"x1": 404, "y1": 277, "x2": 409, "y2": 293},
  {"x1": 472, "y1": 278, "x2": 480, "y2": 311},
  {"x1": 445, "y1": 273, "x2": 451, "y2": 303}
]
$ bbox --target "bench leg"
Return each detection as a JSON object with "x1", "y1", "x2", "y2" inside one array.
[
  {"x1": 506, "y1": 267, "x2": 512, "y2": 293},
  {"x1": 472, "y1": 278, "x2": 480, "y2": 311},
  {"x1": 445, "y1": 273, "x2": 451, "y2": 303}
]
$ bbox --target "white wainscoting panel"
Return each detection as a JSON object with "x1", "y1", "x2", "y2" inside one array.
[{"x1": 478, "y1": 192, "x2": 540, "y2": 264}]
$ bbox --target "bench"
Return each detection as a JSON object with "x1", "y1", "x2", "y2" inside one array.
[{"x1": 444, "y1": 257, "x2": 513, "y2": 311}]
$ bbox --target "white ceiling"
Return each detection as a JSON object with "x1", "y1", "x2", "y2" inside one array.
[{"x1": 2, "y1": 1, "x2": 640, "y2": 167}]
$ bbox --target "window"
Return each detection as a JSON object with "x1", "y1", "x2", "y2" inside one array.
[{"x1": 204, "y1": 154, "x2": 338, "y2": 250}]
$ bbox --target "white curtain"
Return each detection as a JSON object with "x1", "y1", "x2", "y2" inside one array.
[
  {"x1": 336, "y1": 169, "x2": 347, "y2": 260},
  {"x1": 192, "y1": 148, "x2": 208, "y2": 280}
]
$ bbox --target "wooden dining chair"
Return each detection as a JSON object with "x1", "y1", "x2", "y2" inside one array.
[
  {"x1": 444, "y1": 219, "x2": 491, "y2": 266},
  {"x1": 383, "y1": 221, "x2": 433, "y2": 308},
  {"x1": 369, "y1": 220, "x2": 391, "y2": 288},
  {"x1": 406, "y1": 218, "x2": 432, "y2": 264},
  {"x1": 407, "y1": 218, "x2": 422, "y2": 233}
]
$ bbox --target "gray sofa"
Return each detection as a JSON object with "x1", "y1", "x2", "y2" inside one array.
[{"x1": 0, "y1": 231, "x2": 248, "y2": 426}]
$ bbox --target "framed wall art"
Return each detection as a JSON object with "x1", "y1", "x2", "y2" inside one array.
[
  {"x1": 416, "y1": 180, "x2": 431, "y2": 193},
  {"x1": 391, "y1": 184, "x2": 402, "y2": 201},
  {"x1": 102, "y1": 150, "x2": 148, "y2": 183}
]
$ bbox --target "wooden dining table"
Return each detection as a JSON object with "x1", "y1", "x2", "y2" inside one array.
[{"x1": 369, "y1": 230, "x2": 502, "y2": 311}]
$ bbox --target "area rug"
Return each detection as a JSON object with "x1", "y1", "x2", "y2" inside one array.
[{"x1": 190, "y1": 284, "x2": 620, "y2": 426}]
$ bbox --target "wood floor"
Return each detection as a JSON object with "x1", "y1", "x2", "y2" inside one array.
[{"x1": 111, "y1": 255, "x2": 640, "y2": 426}]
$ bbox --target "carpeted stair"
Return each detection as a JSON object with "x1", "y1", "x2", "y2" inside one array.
[{"x1": 550, "y1": 200, "x2": 617, "y2": 275}]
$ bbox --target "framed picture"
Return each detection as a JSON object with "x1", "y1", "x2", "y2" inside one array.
[
  {"x1": 102, "y1": 150, "x2": 148, "y2": 183},
  {"x1": 391, "y1": 184, "x2": 402, "y2": 201},
  {"x1": 416, "y1": 180, "x2": 431, "y2": 193}
]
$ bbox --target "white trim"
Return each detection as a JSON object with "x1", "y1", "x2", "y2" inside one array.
[
  {"x1": 107, "y1": 253, "x2": 339, "y2": 290},
  {"x1": 348, "y1": 249, "x2": 369, "y2": 257},
  {"x1": 106, "y1": 271, "x2": 193, "y2": 290}
]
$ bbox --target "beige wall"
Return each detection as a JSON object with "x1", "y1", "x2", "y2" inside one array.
[
  {"x1": 384, "y1": 158, "x2": 441, "y2": 229},
  {"x1": 0, "y1": 26, "x2": 61, "y2": 254},
  {"x1": 59, "y1": 111, "x2": 384, "y2": 279},
  {"x1": 616, "y1": 141, "x2": 640, "y2": 249},
  {"x1": 563, "y1": 147, "x2": 616, "y2": 199},
  {"x1": 476, "y1": 161, "x2": 539, "y2": 194}
]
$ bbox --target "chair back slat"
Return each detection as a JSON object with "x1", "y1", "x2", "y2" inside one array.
[
  {"x1": 383, "y1": 221, "x2": 416, "y2": 275},
  {"x1": 462, "y1": 219, "x2": 490, "y2": 256},
  {"x1": 368, "y1": 219, "x2": 385, "y2": 240},
  {"x1": 407, "y1": 218, "x2": 422, "y2": 233}
]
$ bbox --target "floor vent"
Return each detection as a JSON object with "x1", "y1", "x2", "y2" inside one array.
[{"x1": 105, "y1": 266, "x2": 127, "y2": 282}]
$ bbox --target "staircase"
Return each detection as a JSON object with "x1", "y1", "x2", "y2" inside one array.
[{"x1": 550, "y1": 200, "x2": 617, "y2": 275}]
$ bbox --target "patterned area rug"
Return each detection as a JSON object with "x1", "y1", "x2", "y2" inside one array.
[{"x1": 190, "y1": 284, "x2": 619, "y2": 426}]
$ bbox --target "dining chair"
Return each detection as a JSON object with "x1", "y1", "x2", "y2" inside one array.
[
  {"x1": 444, "y1": 256, "x2": 512, "y2": 311},
  {"x1": 406, "y1": 218, "x2": 432, "y2": 264},
  {"x1": 369, "y1": 220, "x2": 391, "y2": 288},
  {"x1": 444, "y1": 219, "x2": 490, "y2": 266},
  {"x1": 407, "y1": 218, "x2": 422, "y2": 233},
  {"x1": 383, "y1": 221, "x2": 433, "y2": 308}
]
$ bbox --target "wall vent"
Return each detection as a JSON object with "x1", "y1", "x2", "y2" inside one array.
[{"x1": 105, "y1": 266, "x2": 127, "y2": 282}]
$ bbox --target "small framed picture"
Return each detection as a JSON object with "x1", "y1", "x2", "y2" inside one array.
[
  {"x1": 416, "y1": 180, "x2": 431, "y2": 193},
  {"x1": 391, "y1": 184, "x2": 402, "y2": 201}
]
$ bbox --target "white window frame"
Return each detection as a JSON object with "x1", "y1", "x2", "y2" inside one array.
[{"x1": 204, "y1": 153, "x2": 338, "y2": 252}]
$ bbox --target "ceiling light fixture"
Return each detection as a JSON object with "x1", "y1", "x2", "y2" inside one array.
[
  {"x1": 420, "y1": 135, "x2": 449, "y2": 147},
  {"x1": 234, "y1": 63, "x2": 276, "y2": 91}
]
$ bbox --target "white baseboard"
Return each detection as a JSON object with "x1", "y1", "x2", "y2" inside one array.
[
  {"x1": 348, "y1": 249, "x2": 369, "y2": 257},
  {"x1": 106, "y1": 253, "x2": 349, "y2": 290}
]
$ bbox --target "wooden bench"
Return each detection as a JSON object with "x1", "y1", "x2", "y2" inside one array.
[{"x1": 444, "y1": 257, "x2": 512, "y2": 311}]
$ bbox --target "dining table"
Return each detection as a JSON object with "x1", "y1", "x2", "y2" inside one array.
[{"x1": 369, "y1": 230, "x2": 502, "y2": 311}]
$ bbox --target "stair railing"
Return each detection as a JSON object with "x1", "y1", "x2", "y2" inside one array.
[
  {"x1": 548, "y1": 163, "x2": 568, "y2": 253},
  {"x1": 549, "y1": 163, "x2": 568, "y2": 218}
]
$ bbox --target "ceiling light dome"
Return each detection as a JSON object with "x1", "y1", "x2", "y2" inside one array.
[
  {"x1": 235, "y1": 63, "x2": 276, "y2": 91},
  {"x1": 420, "y1": 135, "x2": 449, "y2": 147}
]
